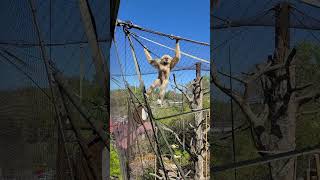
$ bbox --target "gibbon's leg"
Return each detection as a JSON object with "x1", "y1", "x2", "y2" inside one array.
[
  {"x1": 146, "y1": 79, "x2": 161, "y2": 96},
  {"x1": 158, "y1": 79, "x2": 169, "y2": 105}
]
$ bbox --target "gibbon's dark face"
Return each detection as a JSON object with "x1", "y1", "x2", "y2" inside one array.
[{"x1": 160, "y1": 55, "x2": 172, "y2": 66}]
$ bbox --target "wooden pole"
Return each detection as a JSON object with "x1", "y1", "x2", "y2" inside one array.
[
  {"x1": 196, "y1": 63, "x2": 201, "y2": 80},
  {"x1": 194, "y1": 62, "x2": 205, "y2": 179},
  {"x1": 275, "y1": 2, "x2": 290, "y2": 63}
]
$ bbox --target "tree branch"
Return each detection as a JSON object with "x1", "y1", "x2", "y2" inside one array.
[
  {"x1": 218, "y1": 70, "x2": 247, "y2": 84},
  {"x1": 149, "y1": 173, "x2": 164, "y2": 179},
  {"x1": 211, "y1": 61, "x2": 263, "y2": 127},
  {"x1": 297, "y1": 109, "x2": 320, "y2": 117},
  {"x1": 285, "y1": 48, "x2": 296, "y2": 67},
  {"x1": 173, "y1": 74, "x2": 193, "y2": 103},
  {"x1": 285, "y1": 48, "x2": 297, "y2": 91},
  {"x1": 296, "y1": 91, "x2": 320, "y2": 106},
  {"x1": 203, "y1": 89, "x2": 210, "y2": 95},
  {"x1": 292, "y1": 83, "x2": 313, "y2": 92},
  {"x1": 159, "y1": 123, "x2": 184, "y2": 147}
]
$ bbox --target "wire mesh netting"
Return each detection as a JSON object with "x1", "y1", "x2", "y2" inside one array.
[
  {"x1": 211, "y1": 0, "x2": 320, "y2": 179},
  {"x1": 0, "y1": 0, "x2": 110, "y2": 179}
]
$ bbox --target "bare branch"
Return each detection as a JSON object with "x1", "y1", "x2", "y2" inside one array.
[
  {"x1": 296, "y1": 91, "x2": 320, "y2": 106},
  {"x1": 149, "y1": 173, "x2": 164, "y2": 179},
  {"x1": 285, "y1": 48, "x2": 296, "y2": 67},
  {"x1": 292, "y1": 83, "x2": 313, "y2": 92},
  {"x1": 257, "y1": 104, "x2": 269, "y2": 122},
  {"x1": 285, "y1": 48, "x2": 297, "y2": 90},
  {"x1": 218, "y1": 70, "x2": 247, "y2": 84},
  {"x1": 173, "y1": 74, "x2": 193, "y2": 103},
  {"x1": 203, "y1": 89, "x2": 210, "y2": 95},
  {"x1": 297, "y1": 109, "x2": 320, "y2": 117},
  {"x1": 159, "y1": 123, "x2": 183, "y2": 147},
  {"x1": 245, "y1": 61, "x2": 273, "y2": 83},
  {"x1": 211, "y1": 61, "x2": 263, "y2": 126}
]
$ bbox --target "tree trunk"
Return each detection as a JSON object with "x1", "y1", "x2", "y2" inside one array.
[
  {"x1": 252, "y1": 58, "x2": 297, "y2": 180},
  {"x1": 193, "y1": 63, "x2": 205, "y2": 180},
  {"x1": 194, "y1": 110, "x2": 205, "y2": 180},
  {"x1": 264, "y1": 102, "x2": 297, "y2": 180},
  {"x1": 263, "y1": 3, "x2": 297, "y2": 179}
]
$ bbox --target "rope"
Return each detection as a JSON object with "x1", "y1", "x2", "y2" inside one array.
[
  {"x1": 212, "y1": 143, "x2": 320, "y2": 173},
  {"x1": 117, "y1": 19, "x2": 209, "y2": 46},
  {"x1": 0, "y1": 39, "x2": 110, "y2": 47},
  {"x1": 126, "y1": 29, "x2": 161, "y2": 59},
  {"x1": 130, "y1": 31, "x2": 210, "y2": 64},
  {"x1": 111, "y1": 66, "x2": 210, "y2": 77},
  {"x1": 155, "y1": 108, "x2": 210, "y2": 121}
]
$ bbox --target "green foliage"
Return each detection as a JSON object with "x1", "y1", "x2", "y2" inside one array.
[
  {"x1": 212, "y1": 127, "x2": 269, "y2": 180},
  {"x1": 295, "y1": 42, "x2": 320, "y2": 88},
  {"x1": 110, "y1": 144, "x2": 122, "y2": 179},
  {"x1": 174, "y1": 149, "x2": 190, "y2": 165}
]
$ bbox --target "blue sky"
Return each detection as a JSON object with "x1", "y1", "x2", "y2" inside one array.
[{"x1": 110, "y1": 0, "x2": 210, "y2": 90}]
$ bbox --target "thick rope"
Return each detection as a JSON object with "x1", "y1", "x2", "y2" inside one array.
[
  {"x1": 117, "y1": 19, "x2": 209, "y2": 46},
  {"x1": 131, "y1": 31, "x2": 210, "y2": 64}
]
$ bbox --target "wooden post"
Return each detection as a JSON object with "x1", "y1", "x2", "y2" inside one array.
[
  {"x1": 193, "y1": 62, "x2": 205, "y2": 180},
  {"x1": 275, "y1": 2, "x2": 290, "y2": 63},
  {"x1": 196, "y1": 63, "x2": 201, "y2": 80}
]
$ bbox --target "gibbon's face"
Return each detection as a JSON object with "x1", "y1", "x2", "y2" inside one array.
[{"x1": 160, "y1": 55, "x2": 172, "y2": 66}]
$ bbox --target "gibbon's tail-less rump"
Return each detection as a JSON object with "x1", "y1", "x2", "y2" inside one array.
[{"x1": 144, "y1": 39, "x2": 181, "y2": 106}]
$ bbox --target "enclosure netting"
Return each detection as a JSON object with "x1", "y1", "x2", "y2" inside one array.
[
  {"x1": 110, "y1": 23, "x2": 210, "y2": 179},
  {"x1": 0, "y1": 0, "x2": 109, "y2": 179},
  {"x1": 212, "y1": 0, "x2": 320, "y2": 179}
]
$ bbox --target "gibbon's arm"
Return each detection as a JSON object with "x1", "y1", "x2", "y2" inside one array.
[
  {"x1": 144, "y1": 48, "x2": 159, "y2": 68},
  {"x1": 170, "y1": 40, "x2": 181, "y2": 69}
]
